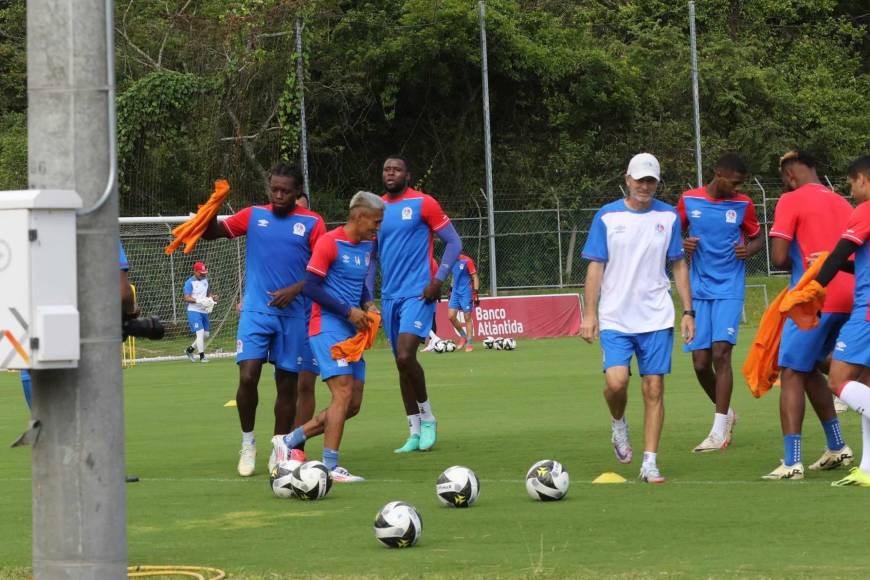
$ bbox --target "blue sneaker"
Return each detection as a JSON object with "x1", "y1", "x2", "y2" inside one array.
[
  {"x1": 419, "y1": 420, "x2": 437, "y2": 451},
  {"x1": 394, "y1": 434, "x2": 420, "y2": 453}
]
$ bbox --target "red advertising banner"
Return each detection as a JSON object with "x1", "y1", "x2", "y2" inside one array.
[{"x1": 435, "y1": 294, "x2": 582, "y2": 339}]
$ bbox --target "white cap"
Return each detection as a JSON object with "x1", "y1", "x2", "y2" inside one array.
[{"x1": 626, "y1": 153, "x2": 661, "y2": 181}]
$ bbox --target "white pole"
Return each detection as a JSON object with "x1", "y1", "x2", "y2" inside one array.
[
  {"x1": 295, "y1": 18, "x2": 311, "y2": 202},
  {"x1": 689, "y1": 1, "x2": 703, "y2": 187},
  {"x1": 479, "y1": 0, "x2": 498, "y2": 296}
]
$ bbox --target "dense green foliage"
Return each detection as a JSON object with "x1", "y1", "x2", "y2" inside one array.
[{"x1": 0, "y1": 1, "x2": 868, "y2": 214}]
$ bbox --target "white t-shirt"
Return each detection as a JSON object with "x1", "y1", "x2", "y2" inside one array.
[
  {"x1": 581, "y1": 198, "x2": 684, "y2": 333},
  {"x1": 184, "y1": 276, "x2": 210, "y2": 313}
]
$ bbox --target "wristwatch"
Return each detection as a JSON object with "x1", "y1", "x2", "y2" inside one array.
[{"x1": 683, "y1": 309, "x2": 696, "y2": 317}]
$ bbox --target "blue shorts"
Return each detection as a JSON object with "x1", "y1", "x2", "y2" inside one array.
[
  {"x1": 300, "y1": 337, "x2": 319, "y2": 374},
  {"x1": 832, "y1": 317, "x2": 870, "y2": 367},
  {"x1": 187, "y1": 311, "x2": 210, "y2": 333},
  {"x1": 778, "y1": 313, "x2": 849, "y2": 373},
  {"x1": 448, "y1": 289, "x2": 472, "y2": 312},
  {"x1": 310, "y1": 332, "x2": 366, "y2": 382},
  {"x1": 600, "y1": 328, "x2": 673, "y2": 376},
  {"x1": 381, "y1": 297, "x2": 435, "y2": 354},
  {"x1": 684, "y1": 298, "x2": 742, "y2": 352},
  {"x1": 236, "y1": 311, "x2": 306, "y2": 372}
]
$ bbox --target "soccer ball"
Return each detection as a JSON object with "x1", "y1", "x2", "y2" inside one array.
[
  {"x1": 373, "y1": 501, "x2": 422, "y2": 548},
  {"x1": 433, "y1": 339, "x2": 448, "y2": 353},
  {"x1": 483, "y1": 336, "x2": 495, "y2": 349},
  {"x1": 436, "y1": 465, "x2": 481, "y2": 508},
  {"x1": 289, "y1": 460, "x2": 333, "y2": 501},
  {"x1": 269, "y1": 459, "x2": 301, "y2": 499},
  {"x1": 443, "y1": 340, "x2": 457, "y2": 352},
  {"x1": 525, "y1": 459, "x2": 570, "y2": 501},
  {"x1": 502, "y1": 337, "x2": 517, "y2": 350},
  {"x1": 492, "y1": 337, "x2": 504, "y2": 350}
]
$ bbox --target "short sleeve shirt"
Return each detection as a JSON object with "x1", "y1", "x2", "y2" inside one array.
[{"x1": 841, "y1": 201, "x2": 870, "y2": 321}]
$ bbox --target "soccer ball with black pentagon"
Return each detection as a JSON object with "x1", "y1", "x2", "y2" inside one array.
[
  {"x1": 492, "y1": 337, "x2": 504, "y2": 350},
  {"x1": 502, "y1": 337, "x2": 517, "y2": 350},
  {"x1": 525, "y1": 459, "x2": 569, "y2": 501},
  {"x1": 269, "y1": 459, "x2": 301, "y2": 498},
  {"x1": 289, "y1": 460, "x2": 333, "y2": 500},
  {"x1": 433, "y1": 339, "x2": 448, "y2": 353},
  {"x1": 483, "y1": 336, "x2": 495, "y2": 349},
  {"x1": 373, "y1": 501, "x2": 422, "y2": 548},
  {"x1": 436, "y1": 465, "x2": 480, "y2": 508},
  {"x1": 443, "y1": 339, "x2": 457, "y2": 352}
]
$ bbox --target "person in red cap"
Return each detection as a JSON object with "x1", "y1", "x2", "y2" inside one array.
[{"x1": 183, "y1": 261, "x2": 215, "y2": 362}]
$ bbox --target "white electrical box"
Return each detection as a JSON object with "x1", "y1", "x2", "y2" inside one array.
[{"x1": 0, "y1": 190, "x2": 82, "y2": 369}]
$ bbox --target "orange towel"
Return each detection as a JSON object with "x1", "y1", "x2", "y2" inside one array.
[
  {"x1": 742, "y1": 253, "x2": 829, "y2": 398},
  {"x1": 330, "y1": 311, "x2": 381, "y2": 362},
  {"x1": 780, "y1": 279, "x2": 826, "y2": 330},
  {"x1": 164, "y1": 180, "x2": 231, "y2": 255}
]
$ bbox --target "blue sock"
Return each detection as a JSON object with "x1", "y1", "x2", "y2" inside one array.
[
  {"x1": 20, "y1": 371, "x2": 32, "y2": 410},
  {"x1": 283, "y1": 427, "x2": 307, "y2": 449},
  {"x1": 821, "y1": 418, "x2": 845, "y2": 451},
  {"x1": 784, "y1": 433, "x2": 801, "y2": 466},
  {"x1": 459, "y1": 329, "x2": 467, "y2": 338},
  {"x1": 323, "y1": 448, "x2": 339, "y2": 471}
]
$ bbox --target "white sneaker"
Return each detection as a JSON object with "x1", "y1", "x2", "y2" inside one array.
[
  {"x1": 185, "y1": 346, "x2": 196, "y2": 362},
  {"x1": 200, "y1": 355, "x2": 210, "y2": 363},
  {"x1": 270, "y1": 434, "x2": 290, "y2": 472},
  {"x1": 693, "y1": 432, "x2": 729, "y2": 453},
  {"x1": 611, "y1": 422, "x2": 632, "y2": 464},
  {"x1": 237, "y1": 443, "x2": 256, "y2": 477},
  {"x1": 761, "y1": 461, "x2": 804, "y2": 480},
  {"x1": 332, "y1": 466, "x2": 365, "y2": 483},
  {"x1": 639, "y1": 464, "x2": 666, "y2": 483},
  {"x1": 833, "y1": 396, "x2": 849, "y2": 414},
  {"x1": 808, "y1": 445, "x2": 854, "y2": 471}
]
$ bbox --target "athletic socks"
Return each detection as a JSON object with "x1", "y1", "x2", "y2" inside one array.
[
  {"x1": 408, "y1": 414, "x2": 422, "y2": 437},
  {"x1": 195, "y1": 329, "x2": 205, "y2": 354},
  {"x1": 642, "y1": 451, "x2": 657, "y2": 468},
  {"x1": 861, "y1": 416, "x2": 870, "y2": 472},
  {"x1": 283, "y1": 426, "x2": 307, "y2": 450},
  {"x1": 323, "y1": 448, "x2": 339, "y2": 471},
  {"x1": 837, "y1": 380, "x2": 870, "y2": 418},
  {"x1": 418, "y1": 400, "x2": 435, "y2": 422},
  {"x1": 712, "y1": 413, "x2": 728, "y2": 439},
  {"x1": 783, "y1": 433, "x2": 801, "y2": 466},
  {"x1": 821, "y1": 417, "x2": 846, "y2": 451},
  {"x1": 611, "y1": 416, "x2": 627, "y2": 429},
  {"x1": 242, "y1": 431, "x2": 255, "y2": 447}
]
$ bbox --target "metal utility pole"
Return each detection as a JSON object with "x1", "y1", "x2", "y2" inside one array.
[
  {"x1": 688, "y1": 1, "x2": 703, "y2": 187},
  {"x1": 295, "y1": 18, "x2": 311, "y2": 202},
  {"x1": 27, "y1": 0, "x2": 127, "y2": 576},
  {"x1": 478, "y1": 0, "x2": 498, "y2": 296}
]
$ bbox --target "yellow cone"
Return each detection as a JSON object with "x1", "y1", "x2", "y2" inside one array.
[
  {"x1": 592, "y1": 472, "x2": 627, "y2": 484},
  {"x1": 224, "y1": 399, "x2": 237, "y2": 407}
]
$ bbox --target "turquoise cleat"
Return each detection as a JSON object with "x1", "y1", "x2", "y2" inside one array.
[
  {"x1": 394, "y1": 434, "x2": 420, "y2": 453},
  {"x1": 419, "y1": 420, "x2": 437, "y2": 451}
]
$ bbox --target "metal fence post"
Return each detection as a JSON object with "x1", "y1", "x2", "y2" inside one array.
[
  {"x1": 295, "y1": 18, "x2": 311, "y2": 201},
  {"x1": 555, "y1": 196, "x2": 564, "y2": 288},
  {"x1": 755, "y1": 177, "x2": 771, "y2": 276},
  {"x1": 478, "y1": 0, "x2": 498, "y2": 296},
  {"x1": 689, "y1": 1, "x2": 703, "y2": 187}
]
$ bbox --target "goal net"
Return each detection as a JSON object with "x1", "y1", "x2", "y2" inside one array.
[{"x1": 120, "y1": 217, "x2": 243, "y2": 361}]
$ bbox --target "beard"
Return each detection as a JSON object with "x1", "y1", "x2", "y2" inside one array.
[{"x1": 272, "y1": 203, "x2": 290, "y2": 217}]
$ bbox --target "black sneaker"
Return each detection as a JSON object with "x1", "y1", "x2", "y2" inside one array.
[{"x1": 185, "y1": 346, "x2": 196, "y2": 362}]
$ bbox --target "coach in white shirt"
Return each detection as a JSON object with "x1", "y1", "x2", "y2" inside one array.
[{"x1": 580, "y1": 153, "x2": 694, "y2": 484}]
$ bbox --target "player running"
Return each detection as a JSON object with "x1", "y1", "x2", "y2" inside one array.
[
  {"x1": 762, "y1": 150, "x2": 854, "y2": 480},
  {"x1": 581, "y1": 153, "x2": 694, "y2": 484},
  {"x1": 183, "y1": 261, "x2": 215, "y2": 363},
  {"x1": 203, "y1": 163, "x2": 325, "y2": 477},
  {"x1": 448, "y1": 253, "x2": 480, "y2": 352},
  {"x1": 374, "y1": 156, "x2": 462, "y2": 453},
  {"x1": 273, "y1": 191, "x2": 383, "y2": 482},
  {"x1": 677, "y1": 153, "x2": 763, "y2": 451}
]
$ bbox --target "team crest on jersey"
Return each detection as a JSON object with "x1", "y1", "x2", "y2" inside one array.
[
  {"x1": 257, "y1": 218, "x2": 269, "y2": 228},
  {"x1": 402, "y1": 206, "x2": 413, "y2": 220},
  {"x1": 725, "y1": 210, "x2": 737, "y2": 224},
  {"x1": 293, "y1": 222, "x2": 306, "y2": 236},
  {"x1": 655, "y1": 223, "x2": 665, "y2": 233},
  {"x1": 690, "y1": 209, "x2": 702, "y2": 218}
]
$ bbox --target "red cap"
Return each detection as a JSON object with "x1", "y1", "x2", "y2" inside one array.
[{"x1": 193, "y1": 261, "x2": 208, "y2": 274}]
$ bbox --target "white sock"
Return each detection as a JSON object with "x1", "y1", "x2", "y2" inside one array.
[
  {"x1": 728, "y1": 407, "x2": 735, "y2": 418},
  {"x1": 861, "y1": 416, "x2": 870, "y2": 473},
  {"x1": 195, "y1": 329, "x2": 205, "y2": 354},
  {"x1": 838, "y1": 381, "x2": 870, "y2": 418},
  {"x1": 611, "y1": 416, "x2": 627, "y2": 430},
  {"x1": 408, "y1": 414, "x2": 421, "y2": 437},
  {"x1": 712, "y1": 413, "x2": 728, "y2": 439},
  {"x1": 242, "y1": 431, "x2": 255, "y2": 446},
  {"x1": 418, "y1": 400, "x2": 435, "y2": 422},
  {"x1": 642, "y1": 451, "x2": 657, "y2": 467},
  {"x1": 429, "y1": 331, "x2": 440, "y2": 341}
]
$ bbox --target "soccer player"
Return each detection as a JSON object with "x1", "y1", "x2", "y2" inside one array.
[
  {"x1": 677, "y1": 153, "x2": 763, "y2": 451},
  {"x1": 203, "y1": 163, "x2": 325, "y2": 477},
  {"x1": 183, "y1": 261, "x2": 214, "y2": 363},
  {"x1": 273, "y1": 191, "x2": 383, "y2": 482},
  {"x1": 762, "y1": 150, "x2": 854, "y2": 480},
  {"x1": 375, "y1": 155, "x2": 462, "y2": 453},
  {"x1": 581, "y1": 153, "x2": 694, "y2": 484},
  {"x1": 447, "y1": 253, "x2": 480, "y2": 352}
]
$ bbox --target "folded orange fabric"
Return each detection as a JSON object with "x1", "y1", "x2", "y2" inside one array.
[
  {"x1": 780, "y1": 279, "x2": 826, "y2": 330},
  {"x1": 164, "y1": 180, "x2": 231, "y2": 255},
  {"x1": 330, "y1": 311, "x2": 381, "y2": 363},
  {"x1": 742, "y1": 253, "x2": 829, "y2": 398}
]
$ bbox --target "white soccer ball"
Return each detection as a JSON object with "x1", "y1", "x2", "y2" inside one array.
[
  {"x1": 289, "y1": 460, "x2": 333, "y2": 501},
  {"x1": 483, "y1": 336, "x2": 495, "y2": 349},
  {"x1": 525, "y1": 459, "x2": 570, "y2": 501},
  {"x1": 502, "y1": 337, "x2": 517, "y2": 350},
  {"x1": 443, "y1": 340, "x2": 457, "y2": 352},
  {"x1": 269, "y1": 459, "x2": 301, "y2": 499},
  {"x1": 492, "y1": 337, "x2": 504, "y2": 350},
  {"x1": 433, "y1": 340, "x2": 448, "y2": 353},
  {"x1": 436, "y1": 465, "x2": 480, "y2": 508},
  {"x1": 373, "y1": 501, "x2": 422, "y2": 548}
]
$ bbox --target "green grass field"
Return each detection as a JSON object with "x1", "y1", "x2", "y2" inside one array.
[{"x1": 2, "y1": 334, "x2": 869, "y2": 578}]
